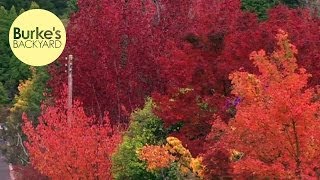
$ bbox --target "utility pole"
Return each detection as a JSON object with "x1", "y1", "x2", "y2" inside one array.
[{"x1": 66, "y1": 55, "x2": 73, "y2": 124}]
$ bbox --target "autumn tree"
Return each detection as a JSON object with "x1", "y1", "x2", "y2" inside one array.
[
  {"x1": 138, "y1": 137, "x2": 204, "y2": 179},
  {"x1": 154, "y1": 0, "x2": 320, "y2": 156},
  {"x1": 187, "y1": 0, "x2": 320, "y2": 91},
  {"x1": 48, "y1": 0, "x2": 320, "y2": 159},
  {"x1": 50, "y1": 0, "x2": 196, "y2": 124},
  {"x1": 205, "y1": 30, "x2": 320, "y2": 178},
  {"x1": 23, "y1": 93, "x2": 121, "y2": 179},
  {"x1": 222, "y1": 5, "x2": 320, "y2": 86},
  {"x1": 153, "y1": 0, "x2": 256, "y2": 155}
]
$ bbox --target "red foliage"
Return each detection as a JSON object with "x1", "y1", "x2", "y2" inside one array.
[
  {"x1": 49, "y1": 0, "x2": 320, "y2": 158},
  {"x1": 202, "y1": 117, "x2": 232, "y2": 178},
  {"x1": 153, "y1": 0, "x2": 257, "y2": 155},
  {"x1": 49, "y1": 0, "x2": 196, "y2": 124},
  {"x1": 50, "y1": 0, "x2": 158, "y2": 124},
  {"x1": 154, "y1": 1, "x2": 320, "y2": 156},
  {"x1": 22, "y1": 92, "x2": 121, "y2": 179},
  {"x1": 224, "y1": 5, "x2": 320, "y2": 86},
  {"x1": 204, "y1": 30, "x2": 320, "y2": 178}
]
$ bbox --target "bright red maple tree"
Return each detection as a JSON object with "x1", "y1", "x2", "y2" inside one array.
[
  {"x1": 22, "y1": 92, "x2": 121, "y2": 179},
  {"x1": 205, "y1": 30, "x2": 320, "y2": 178}
]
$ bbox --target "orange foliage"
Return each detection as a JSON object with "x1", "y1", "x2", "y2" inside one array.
[
  {"x1": 209, "y1": 30, "x2": 320, "y2": 178},
  {"x1": 138, "y1": 137, "x2": 204, "y2": 179},
  {"x1": 23, "y1": 97, "x2": 121, "y2": 179},
  {"x1": 138, "y1": 145, "x2": 175, "y2": 171}
]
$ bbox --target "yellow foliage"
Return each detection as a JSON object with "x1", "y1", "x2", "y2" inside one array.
[
  {"x1": 138, "y1": 136, "x2": 205, "y2": 179},
  {"x1": 190, "y1": 157, "x2": 204, "y2": 178},
  {"x1": 230, "y1": 149, "x2": 244, "y2": 162},
  {"x1": 10, "y1": 68, "x2": 36, "y2": 114}
]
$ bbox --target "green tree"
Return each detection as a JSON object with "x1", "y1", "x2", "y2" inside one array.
[
  {"x1": 0, "y1": 0, "x2": 68, "y2": 16},
  {"x1": 241, "y1": 0, "x2": 304, "y2": 19},
  {"x1": 112, "y1": 99, "x2": 178, "y2": 179},
  {"x1": 0, "y1": 0, "x2": 28, "y2": 13},
  {"x1": 241, "y1": 0, "x2": 280, "y2": 19},
  {"x1": 0, "y1": 83, "x2": 9, "y2": 104},
  {"x1": 29, "y1": 1, "x2": 39, "y2": 9},
  {"x1": 281, "y1": 0, "x2": 300, "y2": 7},
  {"x1": 0, "y1": 5, "x2": 31, "y2": 101},
  {"x1": 67, "y1": 0, "x2": 78, "y2": 13}
]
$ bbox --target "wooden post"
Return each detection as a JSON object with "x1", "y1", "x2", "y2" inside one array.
[{"x1": 67, "y1": 55, "x2": 73, "y2": 124}]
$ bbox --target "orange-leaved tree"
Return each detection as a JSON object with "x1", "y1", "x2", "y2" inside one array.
[
  {"x1": 138, "y1": 137, "x2": 204, "y2": 179},
  {"x1": 205, "y1": 30, "x2": 320, "y2": 179},
  {"x1": 22, "y1": 92, "x2": 121, "y2": 179}
]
